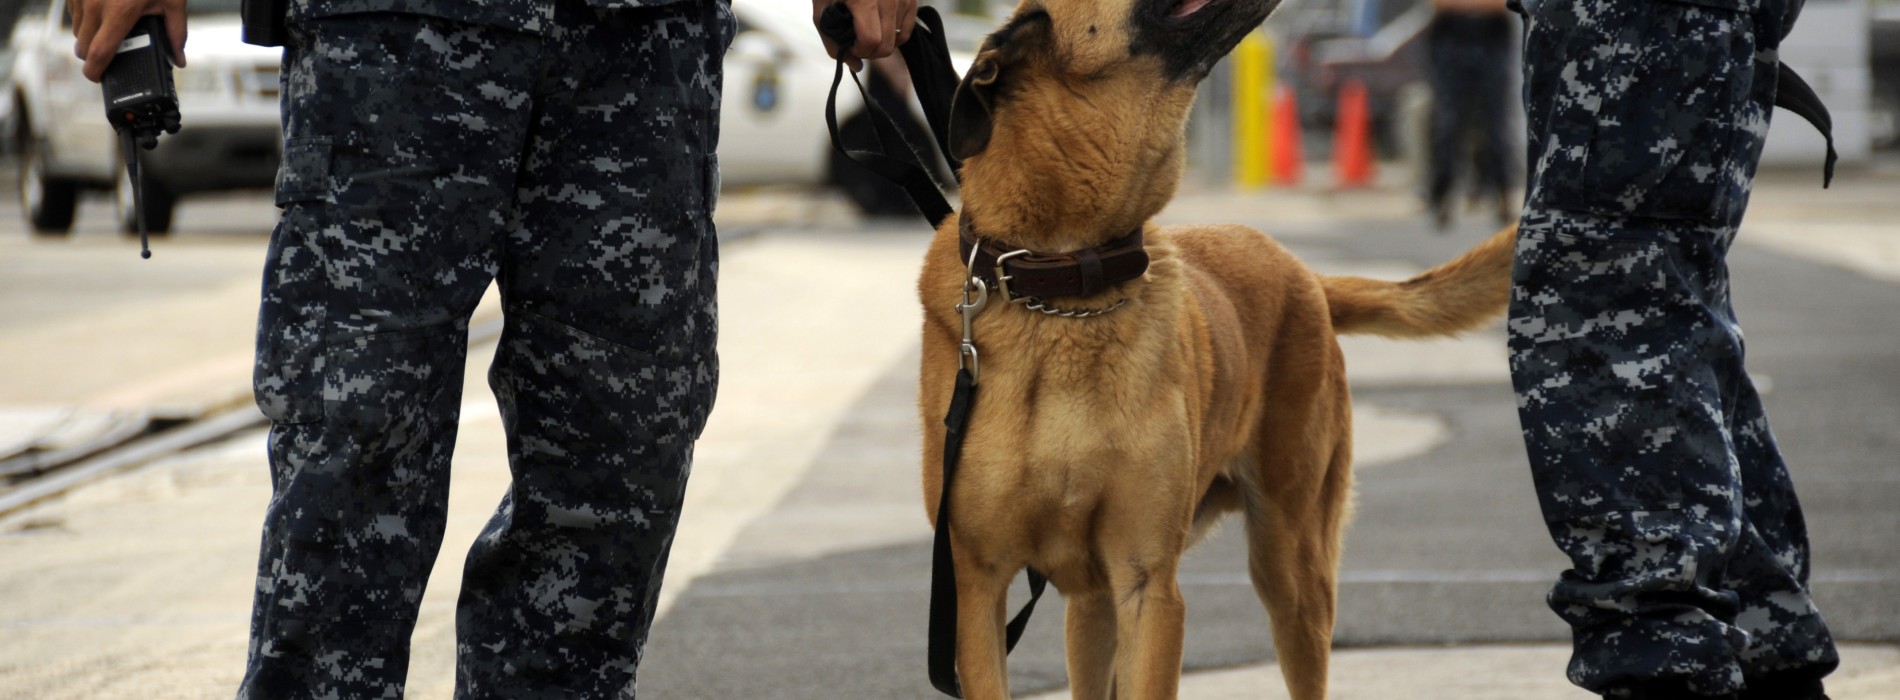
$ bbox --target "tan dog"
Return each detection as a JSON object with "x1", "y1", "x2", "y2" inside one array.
[{"x1": 914, "y1": 1, "x2": 1516, "y2": 699}]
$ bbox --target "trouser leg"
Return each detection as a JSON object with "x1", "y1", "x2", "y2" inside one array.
[
  {"x1": 1471, "y1": 31, "x2": 1516, "y2": 199},
  {"x1": 1509, "y1": 212, "x2": 1752, "y2": 696},
  {"x1": 1510, "y1": 0, "x2": 1836, "y2": 692},
  {"x1": 451, "y1": 2, "x2": 729, "y2": 698},
  {"x1": 1509, "y1": 213, "x2": 1837, "y2": 696},
  {"x1": 239, "y1": 15, "x2": 538, "y2": 699},
  {"x1": 1720, "y1": 364, "x2": 1839, "y2": 681},
  {"x1": 1426, "y1": 22, "x2": 1462, "y2": 210}
]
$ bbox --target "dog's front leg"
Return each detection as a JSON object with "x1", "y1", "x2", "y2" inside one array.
[
  {"x1": 1109, "y1": 565, "x2": 1186, "y2": 700},
  {"x1": 953, "y1": 550, "x2": 1016, "y2": 699},
  {"x1": 1063, "y1": 592, "x2": 1117, "y2": 700}
]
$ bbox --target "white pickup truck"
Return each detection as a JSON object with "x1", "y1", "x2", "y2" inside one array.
[{"x1": 8, "y1": 0, "x2": 281, "y2": 235}]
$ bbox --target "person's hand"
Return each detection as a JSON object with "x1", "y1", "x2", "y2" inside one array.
[
  {"x1": 812, "y1": 0, "x2": 917, "y2": 71},
  {"x1": 71, "y1": 0, "x2": 188, "y2": 83}
]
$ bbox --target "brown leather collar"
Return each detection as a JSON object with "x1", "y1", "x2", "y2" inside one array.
[{"x1": 957, "y1": 218, "x2": 1149, "y2": 302}]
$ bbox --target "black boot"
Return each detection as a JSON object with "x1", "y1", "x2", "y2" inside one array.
[
  {"x1": 1739, "y1": 669, "x2": 1830, "y2": 700},
  {"x1": 1603, "y1": 678, "x2": 1739, "y2": 700}
]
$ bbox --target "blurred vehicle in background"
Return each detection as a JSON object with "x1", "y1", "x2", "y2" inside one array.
[
  {"x1": 10, "y1": 0, "x2": 280, "y2": 235},
  {"x1": 1, "y1": 53, "x2": 15, "y2": 162},
  {"x1": 726, "y1": 0, "x2": 975, "y2": 215},
  {"x1": 0, "y1": 3, "x2": 23, "y2": 159},
  {"x1": 1873, "y1": 2, "x2": 1900, "y2": 151},
  {"x1": 3, "y1": 0, "x2": 982, "y2": 234},
  {"x1": 723, "y1": 0, "x2": 866, "y2": 187}
]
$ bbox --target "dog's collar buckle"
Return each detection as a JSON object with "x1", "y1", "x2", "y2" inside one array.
[
  {"x1": 957, "y1": 218, "x2": 1150, "y2": 306},
  {"x1": 992, "y1": 249, "x2": 1032, "y2": 304}
]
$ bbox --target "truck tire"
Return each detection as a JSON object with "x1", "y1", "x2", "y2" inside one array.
[
  {"x1": 21, "y1": 134, "x2": 78, "y2": 236},
  {"x1": 115, "y1": 163, "x2": 175, "y2": 235}
]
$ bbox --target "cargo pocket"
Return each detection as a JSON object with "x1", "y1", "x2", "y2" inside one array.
[
  {"x1": 275, "y1": 135, "x2": 333, "y2": 207},
  {"x1": 1511, "y1": 229, "x2": 1706, "y2": 521},
  {"x1": 1536, "y1": 0, "x2": 1758, "y2": 223},
  {"x1": 254, "y1": 136, "x2": 335, "y2": 425}
]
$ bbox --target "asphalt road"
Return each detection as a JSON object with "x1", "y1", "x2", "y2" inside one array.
[{"x1": 637, "y1": 217, "x2": 1900, "y2": 698}]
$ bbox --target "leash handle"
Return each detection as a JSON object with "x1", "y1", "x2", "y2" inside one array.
[
  {"x1": 823, "y1": 4, "x2": 963, "y2": 177},
  {"x1": 820, "y1": 5, "x2": 960, "y2": 228}
]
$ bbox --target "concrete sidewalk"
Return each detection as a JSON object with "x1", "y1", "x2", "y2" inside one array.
[
  {"x1": 0, "y1": 225, "x2": 934, "y2": 697},
  {"x1": 2, "y1": 170, "x2": 1897, "y2": 697}
]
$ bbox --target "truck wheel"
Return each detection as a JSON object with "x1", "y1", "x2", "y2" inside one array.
[
  {"x1": 115, "y1": 164, "x2": 175, "y2": 235},
  {"x1": 21, "y1": 137, "x2": 78, "y2": 235}
]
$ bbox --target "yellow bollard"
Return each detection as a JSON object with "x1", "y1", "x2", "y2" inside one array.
[{"x1": 1231, "y1": 30, "x2": 1276, "y2": 189}]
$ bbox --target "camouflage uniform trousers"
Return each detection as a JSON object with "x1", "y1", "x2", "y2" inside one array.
[
  {"x1": 239, "y1": 1, "x2": 731, "y2": 698},
  {"x1": 1509, "y1": 0, "x2": 1838, "y2": 696}
]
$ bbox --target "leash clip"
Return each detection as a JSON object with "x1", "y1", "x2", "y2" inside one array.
[
  {"x1": 957, "y1": 276, "x2": 988, "y2": 382},
  {"x1": 957, "y1": 241, "x2": 989, "y2": 382}
]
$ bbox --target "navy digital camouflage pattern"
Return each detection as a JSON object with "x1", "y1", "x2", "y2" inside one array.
[
  {"x1": 288, "y1": 0, "x2": 701, "y2": 36},
  {"x1": 240, "y1": 1, "x2": 731, "y2": 697},
  {"x1": 1509, "y1": 0, "x2": 1838, "y2": 697}
]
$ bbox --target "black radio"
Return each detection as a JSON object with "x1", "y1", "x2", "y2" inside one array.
[
  {"x1": 101, "y1": 16, "x2": 181, "y2": 149},
  {"x1": 100, "y1": 15, "x2": 182, "y2": 258}
]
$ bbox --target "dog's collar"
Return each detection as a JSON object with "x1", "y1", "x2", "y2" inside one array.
[{"x1": 957, "y1": 217, "x2": 1150, "y2": 303}]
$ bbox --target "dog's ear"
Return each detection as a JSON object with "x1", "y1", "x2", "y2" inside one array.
[
  {"x1": 948, "y1": 57, "x2": 1003, "y2": 161},
  {"x1": 948, "y1": 13, "x2": 1049, "y2": 161}
]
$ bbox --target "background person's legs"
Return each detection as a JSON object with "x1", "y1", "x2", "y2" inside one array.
[
  {"x1": 1425, "y1": 15, "x2": 1470, "y2": 226},
  {"x1": 1469, "y1": 17, "x2": 1517, "y2": 221}
]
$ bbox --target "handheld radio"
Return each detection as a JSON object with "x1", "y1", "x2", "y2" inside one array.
[{"x1": 100, "y1": 15, "x2": 182, "y2": 259}]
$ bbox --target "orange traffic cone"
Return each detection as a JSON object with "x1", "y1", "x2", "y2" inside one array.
[
  {"x1": 1333, "y1": 79, "x2": 1376, "y2": 189},
  {"x1": 1270, "y1": 86, "x2": 1304, "y2": 186}
]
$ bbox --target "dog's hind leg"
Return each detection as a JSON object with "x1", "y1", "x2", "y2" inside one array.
[
  {"x1": 1244, "y1": 392, "x2": 1353, "y2": 700},
  {"x1": 1064, "y1": 591, "x2": 1117, "y2": 700}
]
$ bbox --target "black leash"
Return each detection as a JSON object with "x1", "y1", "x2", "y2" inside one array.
[
  {"x1": 929, "y1": 366, "x2": 1049, "y2": 698},
  {"x1": 817, "y1": 7, "x2": 1048, "y2": 697},
  {"x1": 820, "y1": 5, "x2": 956, "y2": 227}
]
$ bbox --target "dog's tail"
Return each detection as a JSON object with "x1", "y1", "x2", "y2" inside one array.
[{"x1": 1321, "y1": 224, "x2": 1517, "y2": 338}]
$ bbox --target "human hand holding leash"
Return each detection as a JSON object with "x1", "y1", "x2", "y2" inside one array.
[
  {"x1": 813, "y1": 0, "x2": 917, "y2": 71},
  {"x1": 71, "y1": 0, "x2": 188, "y2": 82}
]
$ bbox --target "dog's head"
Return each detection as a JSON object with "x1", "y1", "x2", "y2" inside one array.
[{"x1": 950, "y1": 0, "x2": 1277, "y2": 249}]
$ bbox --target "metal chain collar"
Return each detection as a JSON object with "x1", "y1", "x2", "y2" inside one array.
[{"x1": 1021, "y1": 296, "x2": 1128, "y2": 318}]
